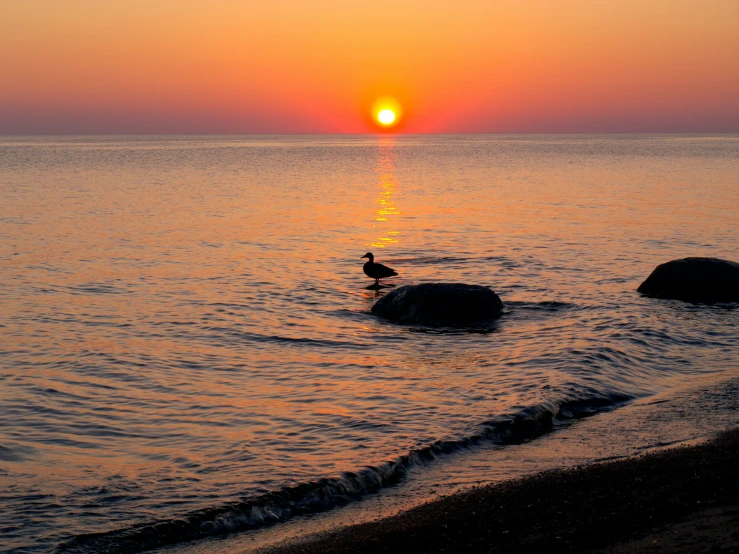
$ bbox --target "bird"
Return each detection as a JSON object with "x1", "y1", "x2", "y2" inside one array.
[{"x1": 361, "y1": 252, "x2": 398, "y2": 287}]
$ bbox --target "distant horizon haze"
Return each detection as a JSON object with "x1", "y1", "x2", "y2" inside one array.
[{"x1": 1, "y1": 0, "x2": 738, "y2": 134}]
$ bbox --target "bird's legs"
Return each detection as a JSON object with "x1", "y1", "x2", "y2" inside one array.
[{"x1": 366, "y1": 279, "x2": 383, "y2": 290}]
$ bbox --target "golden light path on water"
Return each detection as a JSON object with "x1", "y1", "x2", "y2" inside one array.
[{"x1": 370, "y1": 140, "x2": 400, "y2": 249}]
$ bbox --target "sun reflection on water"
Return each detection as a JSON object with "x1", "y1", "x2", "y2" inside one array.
[{"x1": 371, "y1": 140, "x2": 400, "y2": 248}]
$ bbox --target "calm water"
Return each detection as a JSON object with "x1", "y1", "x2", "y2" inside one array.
[{"x1": 1, "y1": 135, "x2": 738, "y2": 553}]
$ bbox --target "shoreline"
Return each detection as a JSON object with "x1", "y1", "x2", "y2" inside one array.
[{"x1": 260, "y1": 427, "x2": 739, "y2": 554}]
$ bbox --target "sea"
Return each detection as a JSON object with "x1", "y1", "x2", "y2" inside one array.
[{"x1": 1, "y1": 135, "x2": 737, "y2": 553}]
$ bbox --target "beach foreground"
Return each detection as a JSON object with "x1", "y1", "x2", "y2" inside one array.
[{"x1": 261, "y1": 428, "x2": 739, "y2": 554}]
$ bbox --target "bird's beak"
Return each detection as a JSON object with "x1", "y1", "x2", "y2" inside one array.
[{"x1": 360, "y1": 255, "x2": 367, "y2": 259}]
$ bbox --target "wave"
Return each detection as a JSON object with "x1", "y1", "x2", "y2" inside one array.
[
  {"x1": 57, "y1": 391, "x2": 632, "y2": 554},
  {"x1": 506, "y1": 300, "x2": 579, "y2": 312},
  {"x1": 210, "y1": 328, "x2": 372, "y2": 349},
  {"x1": 385, "y1": 254, "x2": 522, "y2": 268}
]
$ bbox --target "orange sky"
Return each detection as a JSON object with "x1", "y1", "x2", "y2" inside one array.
[{"x1": 1, "y1": 0, "x2": 737, "y2": 134}]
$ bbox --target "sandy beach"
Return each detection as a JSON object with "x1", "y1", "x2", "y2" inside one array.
[{"x1": 261, "y1": 427, "x2": 739, "y2": 554}]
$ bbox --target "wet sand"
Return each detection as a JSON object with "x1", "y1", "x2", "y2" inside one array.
[{"x1": 261, "y1": 427, "x2": 739, "y2": 554}]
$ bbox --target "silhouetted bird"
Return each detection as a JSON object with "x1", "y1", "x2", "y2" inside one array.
[{"x1": 361, "y1": 252, "x2": 398, "y2": 287}]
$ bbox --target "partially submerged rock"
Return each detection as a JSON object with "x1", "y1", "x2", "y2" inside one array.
[
  {"x1": 371, "y1": 283, "x2": 504, "y2": 325},
  {"x1": 637, "y1": 257, "x2": 739, "y2": 303}
]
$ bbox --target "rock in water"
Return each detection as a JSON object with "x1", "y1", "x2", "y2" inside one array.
[
  {"x1": 371, "y1": 283, "x2": 504, "y2": 325},
  {"x1": 637, "y1": 257, "x2": 739, "y2": 303}
]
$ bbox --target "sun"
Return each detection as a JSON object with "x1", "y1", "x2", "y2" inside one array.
[
  {"x1": 372, "y1": 96, "x2": 402, "y2": 129},
  {"x1": 378, "y1": 109, "x2": 396, "y2": 126}
]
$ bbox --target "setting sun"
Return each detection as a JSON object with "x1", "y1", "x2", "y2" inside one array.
[
  {"x1": 378, "y1": 109, "x2": 396, "y2": 126},
  {"x1": 372, "y1": 96, "x2": 403, "y2": 130}
]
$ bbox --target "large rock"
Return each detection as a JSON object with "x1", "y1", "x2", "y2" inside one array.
[
  {"x1": 371, "y1": 283, "x2": 504, "y2": 325},
  {"x1": 637, "y1": 257, "x2": 739, "y2": 303}
]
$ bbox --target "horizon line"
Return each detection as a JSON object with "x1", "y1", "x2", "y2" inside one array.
[{"x1": 2, "y1": 131, "x2": 738, "y2": 137}]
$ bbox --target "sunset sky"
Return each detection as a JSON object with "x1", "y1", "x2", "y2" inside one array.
[{"x1": 1, "y1": 0, "x2": 737, "y2": 134}]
